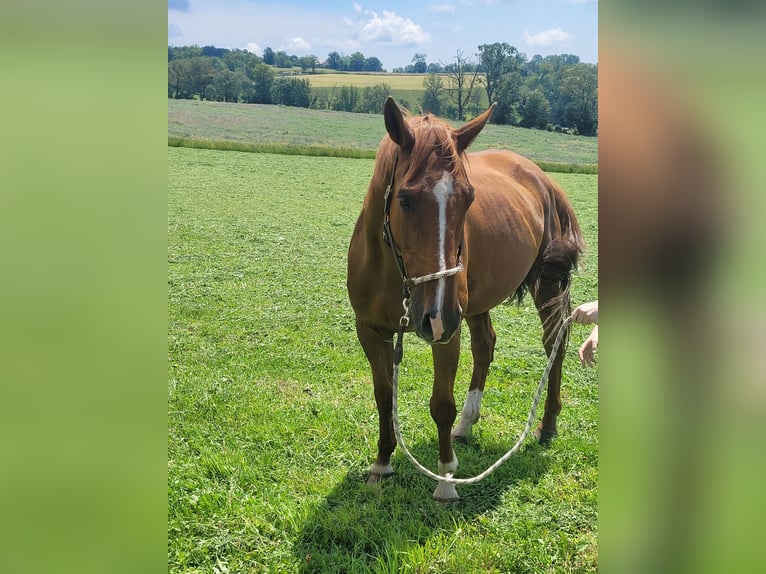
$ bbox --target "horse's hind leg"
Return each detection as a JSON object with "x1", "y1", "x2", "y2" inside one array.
[
  {"x1": 532, "y1": 279, "x2": 571, "y2": 444},
  {"x1": 451, "y1": 312, "x2": 496, "y2": 443}
]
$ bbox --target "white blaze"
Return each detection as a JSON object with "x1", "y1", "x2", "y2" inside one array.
[{"x1": 430, "y1": 171, "x2": 454, "y2": 341}]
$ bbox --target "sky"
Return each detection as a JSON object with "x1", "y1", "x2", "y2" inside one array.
[{"x1": 168, "y1": 0, "x2": 597, "y2": 71}]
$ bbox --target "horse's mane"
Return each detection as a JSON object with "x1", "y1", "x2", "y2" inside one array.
[{"x1": 380, "y1": 111, "x2": 467, "y2": 183}]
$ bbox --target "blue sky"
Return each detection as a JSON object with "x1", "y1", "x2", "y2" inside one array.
[{"x1": 168, "y1": 0, "x2": 597, "y2": 70}]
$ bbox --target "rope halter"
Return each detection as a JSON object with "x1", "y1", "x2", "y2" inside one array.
[{"x1": 382, "y1": 152, "x2": 464, "y2": 298}]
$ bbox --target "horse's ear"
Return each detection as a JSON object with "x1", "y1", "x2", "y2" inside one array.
[
  {"x1": 384, "y1": 97, "x2": 414, "y2": 151},
  {"x1": 455, "y1": 102, "x2": 496, "y2": 154}
]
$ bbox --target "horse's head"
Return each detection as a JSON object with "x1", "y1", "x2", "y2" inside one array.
[{"x1": 382, "y1": 97, "x2": 495, "y2": 344}]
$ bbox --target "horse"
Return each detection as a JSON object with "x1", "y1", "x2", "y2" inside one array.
[{"x1": 346, "y1": 97, "x2": 584, "y2": 502}]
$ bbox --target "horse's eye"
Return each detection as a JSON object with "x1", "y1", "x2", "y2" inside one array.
[{"x1": 398, "y1": 193, "x2": 413, "y2": 213}]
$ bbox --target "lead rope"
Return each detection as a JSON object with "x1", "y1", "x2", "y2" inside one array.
[{"x1": 391, "y1": 303, "x2": 574, "y2": 485}]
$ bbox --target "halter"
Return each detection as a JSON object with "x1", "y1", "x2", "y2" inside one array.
[{"x1": 382, "y1": 152, "x2": 464, "y2": 301}]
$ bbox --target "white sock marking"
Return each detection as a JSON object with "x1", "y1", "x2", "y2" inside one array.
[
  {"x1": 434, "y1": 449, "x2": 459, "y2": 501},
  {"x1": 452, "y1": 389, "x2": 483, "y2": 438}
]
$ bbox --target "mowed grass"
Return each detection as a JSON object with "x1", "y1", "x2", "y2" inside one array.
[
  {"x1": 168, "y1": 99, "x2": 598, "y2": 169},
  {"x1": 306, "y1": 72, "x2": 430, "y2": 90},
  {"x1": 168, "y1": 145, "x2": 598, "y2": 573},
  {"x1": 305, "y1": 72, "x2": 432, "y2": 109}
]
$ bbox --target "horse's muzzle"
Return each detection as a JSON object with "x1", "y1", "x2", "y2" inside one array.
[{"x1": 414, "y1": 304, "x2": 462, "y2": 344}]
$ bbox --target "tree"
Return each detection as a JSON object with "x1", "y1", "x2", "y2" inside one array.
[
  {"x1": 477, "y1": 42, "x2": 525, "y2": 111},
  {"x1": 411, "y1": 53, "x2": 427, "y2": 74},
  {"x1": 364, "y1": 56, "x2": 383, "y2": 72},
  {"x1": 349, "y1": 52, "x2": 366, "y2": 72},
  {"x1": 519, "y1": 88, "x2": 551, "y2": 129},
  {"x1": 223, "y1": 49, "x2": 261, "y2": 75},
  {"x1": 355, "y1": 83, "x2": 390, "y2": 114},
  {"x1": 299, "y1": 55, "x2": 318, "y2": 73},
  {"x1": 201, "y1": 45, "x2": 227, "y2": 58},
  {"x1": 187, "y1": 56, "x2": 217, "y2": 100},
  {"x1": 168, "y1": 59, "x2": 192, "y2": 98},
  {"x1": 273, "y1": 51, "x2": 293, "y2": 68},
  {"x1": 209, "y1": 69, "x2": 246, "y2": 102},
  {"x1": 325, "y1": 51, "x2": 342, "y2": 70},
  {"x1": 560, "y1": 63, "x2": 598, "y2": 135},
  {"x1": 420, "y1": 73, "x2": 445, "y2": 115},
  {"x1": 493, "y1": 71, "x2": 524, "y2": 125},
  {"x1": 444, "y1": 49, "x2": 481, "y2": 120},
  {"x1": 262, "y1": 47, "x2": 275, "y2": 66},
  {"x1": 332, "y1": 86, "x2": 359, "y2": 112},
  {"x1": 527, "y1": 54, "x2": 581, "y2": 127},
  {"x1": 271, "y1": 77, "x2": 311, "y2": 107},
  {"x1": 250, "y1": 63, "x2": 275, "y2": 103}
]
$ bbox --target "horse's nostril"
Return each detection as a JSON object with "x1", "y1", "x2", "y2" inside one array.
[{"x1": 421, "y1": 313, "x2": 433, "y2": 339}]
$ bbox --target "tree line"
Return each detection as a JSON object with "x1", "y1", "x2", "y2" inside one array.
[{"x1": 168, "y1": 43, "x2": 597, "y2": 135}]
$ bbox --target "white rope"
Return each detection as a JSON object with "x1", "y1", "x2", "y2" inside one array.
[
  {"x1": 407, "y1": 263, "x2": 464, "y2": 286},
  {"x1": 391, "y1": 313, "x2": 573, "y2": 485}
]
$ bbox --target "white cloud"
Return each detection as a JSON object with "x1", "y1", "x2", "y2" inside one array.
[
  {"x1": 283, "y1": 36, "x2": 312, "y2": 54},
  {"x1": 357, "y1": 9, "x2": 430, "y2": 46},
  {"x1": 429, "y1": 4, "x2": 456, "y2": 14},
  {"x1": 522, "y1": 27, "x2": 570, "y2": 47},
  {"x1": 353, "y1": 2, "x2": 363, "y2": 13},
  {"x1": 246, "y1": 42, "x2": 262, "y2": 55}
]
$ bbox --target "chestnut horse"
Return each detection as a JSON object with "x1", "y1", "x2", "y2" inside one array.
[{"x1": 347, "y1": 98, "x2": 584, "y2": 501}]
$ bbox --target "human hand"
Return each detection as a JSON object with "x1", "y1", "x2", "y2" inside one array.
[
  {"x1": 579, "y1": 325, "x2": 598, "y2": 368},
  {"x1": 572, "y1": 300, "x2": 598, "y2": 325}
]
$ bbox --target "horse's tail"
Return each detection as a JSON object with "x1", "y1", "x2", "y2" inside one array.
[{"x1": 513, "y1": 179, "x2": 585, "y2": 334}]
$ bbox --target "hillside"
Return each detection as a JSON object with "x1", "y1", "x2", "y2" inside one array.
[{"x1": 168, "y1": 99, "x2": 598, "y2": 167}]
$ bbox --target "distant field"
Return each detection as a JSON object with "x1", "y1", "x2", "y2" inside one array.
[
  {"x1": 168, "y1": 99, "x2": 598, "y2": 168},
  {"x1": 304, "y1": 72, "x2": 488, "y2": 112},
  {"x1": 306, "y1": 72, "x2": 429, "y2": 90}
]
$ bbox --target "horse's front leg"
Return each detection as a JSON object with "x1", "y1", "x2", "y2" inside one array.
[
  {"x1": 430, "y1": 328, "x2": 461, "y2": 502},
  {"x1": 452, "y1": 312, "x2": 495, "y2": 443},
  {"x1": 356, "y1": 319, "x2": 396, "y2": 485}
]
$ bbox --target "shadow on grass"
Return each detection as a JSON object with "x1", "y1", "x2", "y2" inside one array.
[{"x1": 294, "y1": 437, "x2": 551, "y2": 573}]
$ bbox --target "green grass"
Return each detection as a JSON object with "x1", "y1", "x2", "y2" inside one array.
[
  {"x1": 168, "y1": 99, "x2": 598, "y2": 172},
  {"x1": 168, "y1": 146, "x2": 598, "y2": 573},
  {"x1": 167, "y1": 135, "x2": 377, "y2": 159}
]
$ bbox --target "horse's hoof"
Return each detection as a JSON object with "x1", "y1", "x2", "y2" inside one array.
[
  {"x1": 535, "y1": 427, "x2": 557, "y2": 445},
  {"x1": 366, "y1": 464, "x2": 394, "y2": 486},
  {"x1": 366, "y1": 472, "x2": 394, "y2": 486},
  {"x1": 451, "y1": 433, "x2": 468, "y2": 445},
  {"x1": 433, "y1": 480, "x2": 459, "y2": 503}
]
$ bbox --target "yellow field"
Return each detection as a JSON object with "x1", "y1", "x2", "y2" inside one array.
[{"x1": 306, "y1": 73, "x2": 430, "y2": 89}]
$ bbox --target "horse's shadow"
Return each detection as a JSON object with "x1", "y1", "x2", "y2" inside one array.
[{"x1": 294, "y1": 437, "x2": 551, "y2": 572}]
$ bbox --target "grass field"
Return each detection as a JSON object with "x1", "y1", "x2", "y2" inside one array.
[
  {"x1": 168, "y1": 144, "x2": 598, "y2": 572},
  {"x1": 304, "y1": 72, "x2": 431, "y2": 109},
  {"x1": 305, "y1": 72, "x2": 429, "y2": 90},
  {"x1": 168, "y1": 99, "x2": 598, "y2": 170}
]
